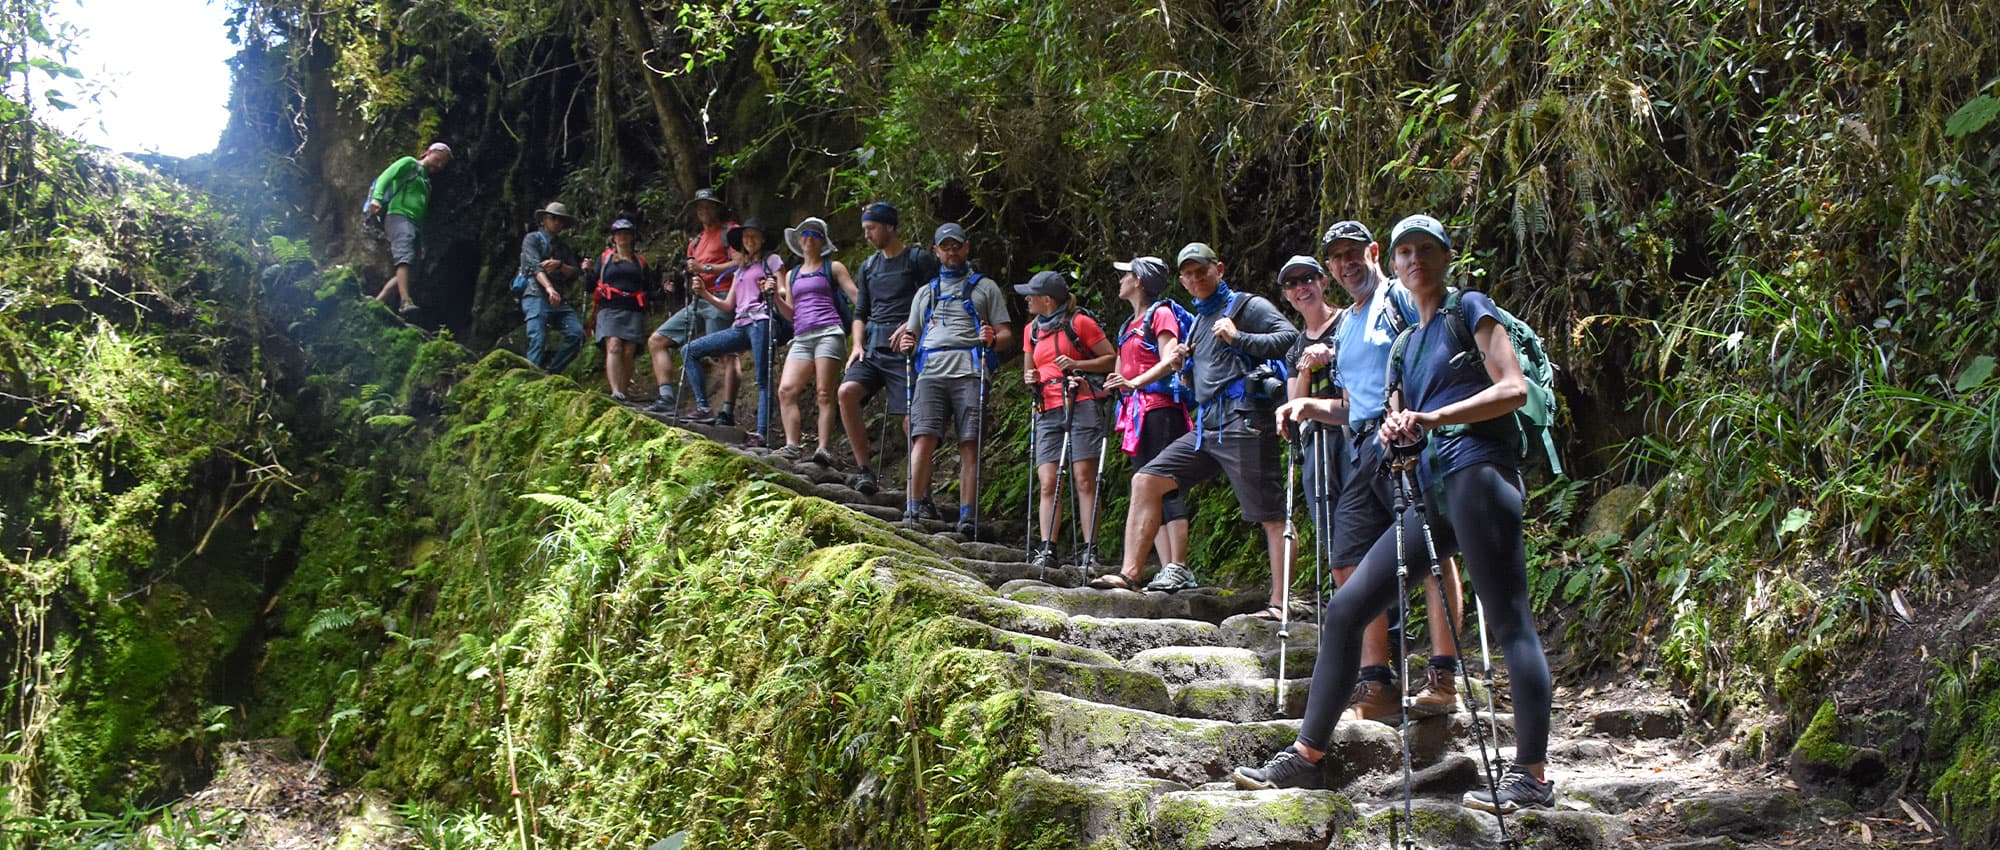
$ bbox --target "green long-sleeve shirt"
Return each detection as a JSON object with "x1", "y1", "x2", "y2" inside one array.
[{"x1": 369, "y1": 156, "x2": 432, "y2": 225}]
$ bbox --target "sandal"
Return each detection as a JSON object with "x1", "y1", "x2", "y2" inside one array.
[
  {"x1": 1087, "y1": 572, "x2": 1140, "y2": 591},
  {"x1": 1251, "y1": 604, "x2": 1285, "y2": 622}
]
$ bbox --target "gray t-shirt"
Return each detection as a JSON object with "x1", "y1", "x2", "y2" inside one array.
[
  {"x1": 906, "y1": 267, "x2": 1013, "y2": 379},
  {"x1": 1188, "y1": 287, "x2": 1299, "y2": 430}
]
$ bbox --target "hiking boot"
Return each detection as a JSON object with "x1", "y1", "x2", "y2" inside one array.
[
  {"x1": 1231, "y1": 747, "x2": 1324, "y2": 791},
  {"x1": 610, "y1": 391, "x2": 630, "y2": 402},
  {"x1": 1144, "y1": 563, "x2": 1197, "y2": 592},
  {"x1": 808, "y1": 448, "x2": 835, "y2": 467},
  {"x1": 1342, "y1": 678, "x2": 1401, "y2": 722},
  {"x1": 399, "y1": 303, "x2": 421, "y2": 316},
  {"x1": 1030, "y1": 542, "x2": 1058, "y2": 572},
  {"x1": 1408, "y1": 666, "x2": 1460, "y2": 717},
  {"x1": 1463, "y1": 767, "x2": 1555, "y2": 814},
  {"x1": 848, "y1": 469, "x2": 879, "y2": 495},
  {"x1": 955, "y1": 517, "x2": 978, "y2": 537},
  {"x1": 774, "y1": 443, "x2": 807, "y2": 461},
  {"x1": 1074, "y1": 542, "x2": 1100, "y2": 570},
  {"x1": 686, "y1": 407, "x2": 718, "y2": 424},
  {"x1": 713, "y1": 409, "x2": 736, "y2": 427},
  {"x1": 903, "y1": 499, "x2": 941, "y2": 525},
  {"x1": 743, "y1": 434, "x2": 768, "y2": 449},
  {"x1": 644, "y1": 397, "x2": 675, "y2": 414}
]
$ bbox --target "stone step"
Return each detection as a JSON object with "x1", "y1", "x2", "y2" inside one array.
[
  {"x1": 1007, "y1": 584, "x2": 1265, "y2": 623},
  {"x1": 980, "y1": 564, "x2": 1087, "y2": 589},
  {"x1": 996, "y1": 768, "x2": 1185, "y2": 849},
  {"x1": 1345, "y1": 798, "x2": 1631, "y2": 850},
  {"x1": 929, "y1": 616, "x2": 1119, "y2": 667},
  {"x1": 980, "y1": 650, "x2": 1173, "y2": 715},
  {"x1": 1125, "y1": 645, "x2": 1317, "y2": 688},
  {"x1": 1063, "y1": 615, "x2": 1223, "y2": 660},
  {"x1": 1030, "y1": 692, "x2": 1399, "y2": 789},
  {"x1": 1171, "y1": 678, "x2": 1312, "y2": 722},
  {"x1": 1151, "y1": 788, "x2": 1358, "y2": 850},
  {"x1": 1215, "y1": 613, "x2": 1319, "y2": 650}
]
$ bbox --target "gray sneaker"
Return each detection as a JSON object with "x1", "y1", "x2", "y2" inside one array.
[
  {"x1": 1232, "y1": 747, "x2": 1323, "y2": 790},
  {"x1": 1463, "y1": 767, "x2": 1555, "y2": 814},
  {"x1": 1144, "y1": 562, "x2": 1198, "y2": 592},
  {"x1": 774, "y1": 444, "x2": 807, "y2": 461}
]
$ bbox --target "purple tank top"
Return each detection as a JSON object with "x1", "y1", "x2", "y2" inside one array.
[{"x1": 789, "y1": 264, "x2": 844, "y2": 334}]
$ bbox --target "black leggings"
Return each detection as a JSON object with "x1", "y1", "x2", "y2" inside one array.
[{"x1": 1294, "y1": 462, "x2": 1552, "y2": 767}]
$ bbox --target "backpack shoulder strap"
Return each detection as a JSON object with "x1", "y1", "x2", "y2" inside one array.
[
  {"x1": 1441, "y1": 288, "x2": 1484, "y2": 369},
  {"x1": 1385, "y1": 325, "x2": 1420, "y2": 407}
]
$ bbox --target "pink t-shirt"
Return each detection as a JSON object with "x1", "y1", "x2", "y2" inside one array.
[
  {"x1": 1116, "y1": 305, "x2": 1187, "y2": 416},
  {"x1": 728, "y1": 254, "x2": 783, "y2": 327}
]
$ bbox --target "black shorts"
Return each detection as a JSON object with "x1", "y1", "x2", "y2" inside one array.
[
  {"x1": 1138, "y1": 415, "x2": 1284, "y2": 523},
  {"x1": 1330, "y1": 431, "x2": 1397, "y2": 566},
  {"x1": 1134, "y1": 406, "x2": 1191, "y2": 523},
  {"x1": 841, "y1": 347, "x2": 911, "y2": 415}
]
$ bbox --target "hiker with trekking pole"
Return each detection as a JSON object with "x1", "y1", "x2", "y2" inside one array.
[
  {"x1": 893, "y1": 222, "x2": 1014, "y2": 537},
  {"x1": 1018, "y1": 270, "x2": 1116, "y2": 573},
  {"x1": 838, "y1": 202, "x2": 940, "y2": 495},
  {"x1": 645, "y1": 189, "x2": 738, "y2": 419},
  {"x1": 677, "y1": 219, "x2": 786, "y2": 446},
  {"x1": 1256, "y1": 221, "x2": 1467, "y2": 727},
  {"x1": 1232, "y1": 215, "x2": 1556, "y2": 829},
  {"x1": 1092, "y1": 243, "x2": 1298, "y2": 600},
  {"x1": 1095, "y1": 256, "x2": 1193, "y2": 586}
]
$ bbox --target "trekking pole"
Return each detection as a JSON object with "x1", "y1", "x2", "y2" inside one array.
[
  {"x1": 1386, "y1": 442, "x2": 1417, "y2": 850},
  {"x1": 1056, "y1": 376, "x2": 1077, "y2": 560},
  {"x1": 1088, "y1": 414, "x2": 1108, "y2": 566},
  {"x1": 1276, "y1": 429, "x2": 1299, "y2": 714},
  {"x1": 1309, "y1": 426, "x2": 1328, "y2": 622},
  {"x1": 760, "y1": 312, "x2": 775, "y2": 446},
  {"x1": 1026, "y1": 398, "x2": 1039, "y2": 566},
  {"x1": 1392, "y1": 455, "x2": 1515, "y2": 849},
  {"x1": 970, "y1": 347, "x2": 989, "y2": 540},
  {"x1": 904, "y1": 349, "x2": 919, "y2": 528}
]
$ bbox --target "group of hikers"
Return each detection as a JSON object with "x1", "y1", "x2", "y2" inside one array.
[{"x1": 365, "y1": 143, "x2": 1557, "y2": 818}]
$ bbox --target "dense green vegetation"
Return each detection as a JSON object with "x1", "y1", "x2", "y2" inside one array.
[{"x1": 4, "y1": 0, "x2": 2000, "y2": 845}]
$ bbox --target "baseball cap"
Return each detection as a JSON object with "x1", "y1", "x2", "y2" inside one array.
[
  {"x1": 1389, "y1": 214, "x2": 1452, "y2": 250},
  {"x1": 1175, "y1": 242, "x2": 1220, "y2": 267},
  {"x1": 861, "y1": 202, "x2": 900, "y2": 227},
  {"x1": 933, "y1": 222, "x2": 968, "y2": 245},
  {"x1": 1278, "y1": 255, "x2": 1326, "y2": 281},
  {"x1": 1320, "y1": 220, "x2": 1373, "y2": 249},
  {"x1": 426, "y1": 141, "x2": 453, "y2": 157},
  {"x1": 1013, "y1": 270, "x2": 1070, "y2": 300},
  {"x1": 1113, "y1": 256, "x2": 1170, "y2": 298},
  {"x1": 610, "y1": 218, "x2": 637, "y2": 232}
]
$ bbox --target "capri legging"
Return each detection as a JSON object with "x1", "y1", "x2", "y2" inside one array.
[{"x1": 1293, "y1": 461, "x2": 1552, "y2": 767}]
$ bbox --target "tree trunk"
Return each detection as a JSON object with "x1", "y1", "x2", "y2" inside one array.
[{"x1": 606, "y1": 0, "x2": 700, "y2": 198}]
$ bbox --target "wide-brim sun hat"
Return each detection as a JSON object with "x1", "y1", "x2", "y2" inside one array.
[
  {"x1": 784, "y1": 216, "x2": 838, "y2": 257},
  {"x1": 536, "y1": 201, "x2": 576, "y2": 223},
  {"x1": 727, "y1": 217, "x2": 766, "y2": 253}
]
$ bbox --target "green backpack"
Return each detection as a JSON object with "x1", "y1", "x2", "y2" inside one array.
[{"x1": 1387, "y1": 289, "x2": 1565, "y2": 477}]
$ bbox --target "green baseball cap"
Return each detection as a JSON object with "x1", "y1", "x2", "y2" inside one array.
[{"x1": 1175, "y1": 242, "x2": 1220, "y2": 267}]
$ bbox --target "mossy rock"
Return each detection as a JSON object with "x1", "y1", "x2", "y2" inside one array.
[{"x1": 1786, "y1": 700, "x2": 1887, "y2": 804}]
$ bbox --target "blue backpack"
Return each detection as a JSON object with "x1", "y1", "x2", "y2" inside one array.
[
  {"x1": 913, "y1": 271, "x2": 989, "y2": 374},
  {"x1": 1117, "y1": 299, "x2": 1197, "y2": 403}
]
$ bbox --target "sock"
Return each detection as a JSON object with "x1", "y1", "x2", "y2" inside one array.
[
  {"x1": 959, "y1": 504, "x2": 974, "y2": 521},
  {"x1": 1360, "y1": 665, "x2": 1395, "y2": 684},
  {"x1": 721, "y1": 403, "x2": 734, "y2": 414},
  {"x1": 1429, "y1": 655, "x2": 1458, "y2": 673},
  {"x1": 907, "y1": 499, "x2": 920, "y2": 514}
]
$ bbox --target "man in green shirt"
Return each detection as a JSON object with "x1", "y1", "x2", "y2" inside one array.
[{"x1": 367, "y1": 141, "x2": 453, "y2": 315}]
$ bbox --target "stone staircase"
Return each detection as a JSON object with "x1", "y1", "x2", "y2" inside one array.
[{"x1": 646, "y1": 403, "x2": 1915, "y2": 850}]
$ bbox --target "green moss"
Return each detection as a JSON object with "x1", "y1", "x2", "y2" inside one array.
[{"x1": 1791, "y1": 699, "x2": 1861, "y2": 769}]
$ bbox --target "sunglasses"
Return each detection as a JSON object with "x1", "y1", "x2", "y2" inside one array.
[
  {"x1": 1281, "y1": 275, "x2": 1320, "y2": 289},
  {"x1": 800, "y1": 229, "x2": 825, "y2": 240}
]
